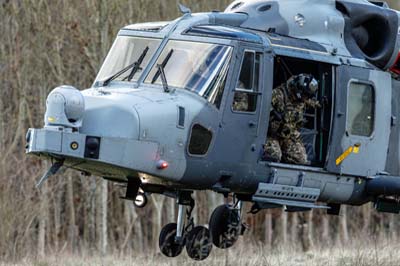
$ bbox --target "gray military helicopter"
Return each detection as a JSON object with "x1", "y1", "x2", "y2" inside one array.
[{"x1": 26, "y1": 0, "x2": 400, "y2": 261}]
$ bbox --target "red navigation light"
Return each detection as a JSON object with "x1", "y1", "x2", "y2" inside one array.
[
  {"x1": 157, "y1": 160, "x2": 169, "y2": 170},
  {"x1": 389, "y1": 52, "x2": 400, "y2": 75}
]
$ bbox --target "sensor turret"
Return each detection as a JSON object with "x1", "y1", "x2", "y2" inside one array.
[{"x1": 44, "y1": 85, "x2": 85, "y2": 129}]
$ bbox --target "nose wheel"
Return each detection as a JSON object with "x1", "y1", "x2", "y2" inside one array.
[
  {"x1": 185, "y1": 226, "x2": 213, "y2": 261},
  {"x1": 209, "y1": 204, "x2": 242, "y2": 249},
  {"x1": 159, "y1": 193, "x2": 243, "y2": 260},
  {"x1": 159, "y1": 223, "x2": 184, "y2": 257},
  {"x1": 159, "y1": 192, "x2": 212, "y2": 261}
]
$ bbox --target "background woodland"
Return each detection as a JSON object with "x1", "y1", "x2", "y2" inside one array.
[{"x1": 1, "y1": 0, "x2": 400, "y2": 261}]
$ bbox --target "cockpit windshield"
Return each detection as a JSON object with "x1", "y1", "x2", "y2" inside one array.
[
  {"x1": 95, "y1": 36, "x2": 161, "y2": 83},
  {"x1": 145, "y1": 40, "x2": 232, "y2": 97}
]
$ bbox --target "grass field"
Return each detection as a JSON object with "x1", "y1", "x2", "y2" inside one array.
[{"x1": 3, "y1": 240, "x2": 399, "y2": 266}]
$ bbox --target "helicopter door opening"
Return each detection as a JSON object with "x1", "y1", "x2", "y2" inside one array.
[
  {"x1": 263, "y1": 56, "x2": 333, "y2": 167},
  {"x1": 326, "y1": 65, "x2": 391, "y2": 176}
]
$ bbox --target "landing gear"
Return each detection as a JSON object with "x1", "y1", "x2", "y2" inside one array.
[
  {"x1": 159, "y1": 193, "x2": 244, "y2": 260},
  {"x1": 186, "y1": 226, "x2": 212, "y2": 260},
  {"x1": 159, "y1": 192, "x2": 212, "y2": 261},
  {"x1": 159, "y1": 223, "x2": 184, "y2": 257},
  {"x1": 209, "y1": 204, "x2": 241, "y2": 249}
]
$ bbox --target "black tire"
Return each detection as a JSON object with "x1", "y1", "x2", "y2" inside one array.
[
  {"x1": 159, "y1": 223, "x2": 184, "y2": 257},
  {"x1": 185, "y1": 226, "x2": 213, "y2": 261},
  {"x1": 209, "y1": 205, "x2": 240, "y2": 249}
]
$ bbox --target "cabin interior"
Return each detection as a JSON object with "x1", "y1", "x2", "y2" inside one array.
[{"x1": 268, "y1": 56, "x2": 334, "y2": 167}]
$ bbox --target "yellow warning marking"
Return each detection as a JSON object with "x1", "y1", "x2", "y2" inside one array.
[
  {"x1": 353, "y1": 143, "x2": 361, "y2": 154},
  {"x1": 353, "y1": 146, "x2": 360, "y2": 154},
  {"x1": 336, "y1": 143, "x2": 362, "y2": 165},
  {"x1": 336, "y1": 146, "x2": 353, "y2": 165}
]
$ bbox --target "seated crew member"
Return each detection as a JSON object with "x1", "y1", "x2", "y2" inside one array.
[
  {"x1": 232, "y1": 79, "x2": 249, "y2": 112},
  {"x1": 263, "y1": 74, "x2": 320, "y2": 164}
]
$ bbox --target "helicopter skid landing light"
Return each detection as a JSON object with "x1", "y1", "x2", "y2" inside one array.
[
  {"x1": 156, "y1": 160, "x2": 169, "y2": 170},
  {"x1": 134, "y1": 192, "x2": 148, "y2": 208}
]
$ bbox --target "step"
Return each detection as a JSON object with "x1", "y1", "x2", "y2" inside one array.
[{"x1": 252, "y1": 183, "x2": 328, "y2": 209}]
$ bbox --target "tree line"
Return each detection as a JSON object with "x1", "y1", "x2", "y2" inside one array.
[{"x1": 0, "y1": 0, "x2": 399, "y2": 261}]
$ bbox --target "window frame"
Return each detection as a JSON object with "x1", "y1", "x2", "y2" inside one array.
[
  {"x1": 345, "y1": 79, "x2": 376, "y2": 138},
  {"x1": 231, "y1": 50, "x2": 262, "y2": 114},
  {"x1": 202, "y1": 51, "x2": 233, "y2": 110}
]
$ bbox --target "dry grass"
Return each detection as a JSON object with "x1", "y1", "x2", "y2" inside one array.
[{"x1": 2, "y1": 240, "x2": 400, "y2": 266}]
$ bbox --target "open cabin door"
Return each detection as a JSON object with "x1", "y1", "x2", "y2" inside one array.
[{"x1": 326, "y1": 65, "x2": 391, "y2": 176}]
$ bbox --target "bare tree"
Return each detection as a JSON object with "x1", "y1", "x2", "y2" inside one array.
[{"x1": 0, "y1": 0, "x2": 399, "y2": 260}]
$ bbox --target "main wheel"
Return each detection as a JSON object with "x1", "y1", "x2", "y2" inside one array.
[
  {"x1": 185, "y1": 226, "x2": 213, "y2": 261},
  {"x1": 209, "y1": 204, "x2": 241, "y2": 249},
  {"x1": 159, "y1": 223, "x2": 184, "y2": 257}
]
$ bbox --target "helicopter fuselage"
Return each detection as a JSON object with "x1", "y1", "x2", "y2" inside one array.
[{"x1": 26, "y1": 2, "x2": 400, "y2": 256}]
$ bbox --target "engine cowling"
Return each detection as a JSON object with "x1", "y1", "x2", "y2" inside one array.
[{"x1": 336, "y1": 0, "x2": 400, "y2": 70}]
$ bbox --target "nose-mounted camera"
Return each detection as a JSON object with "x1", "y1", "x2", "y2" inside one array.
[{"x1": 44, "y1": 85, "x2": 85, "y2": 131}]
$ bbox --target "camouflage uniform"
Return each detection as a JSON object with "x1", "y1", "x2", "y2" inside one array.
[
  {"x1": 263, "y1": 137, "x2": 282, "y2": 162},
  {"x1": 233, "y1": 92, "x2": 249, "y2": 112},
  {"x1": 265, "y1": 75, "x2": 320, "y2": 164}
]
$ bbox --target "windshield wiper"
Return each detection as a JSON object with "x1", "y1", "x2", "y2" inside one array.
[
  {"x1": 151, "y1": 49, "x2": 174, "y2": 85},
  {"x1": 101, "y1": 46, "x2": 149, "y2": 87},
  {"x1": 157, "y1": 64, "x2": 170, "y2": 93},
  {"x1": 125, "y1": 46, "x2": 149, "y2": 82}
]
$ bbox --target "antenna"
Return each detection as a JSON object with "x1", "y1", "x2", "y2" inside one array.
[{"x1": 178, "y1": 3, "x2": 191, "y2": 15}]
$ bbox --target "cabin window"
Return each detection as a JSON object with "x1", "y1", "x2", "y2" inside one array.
[
  {"x1": 232, "y1": 51, "x2": 261, "y2": 112},
  {"x1": 347, "y1": 82, "x2": 375, "y2": 137},
  {"x1": 188, "y1": 124, "x2": 212, "y2": 155}
]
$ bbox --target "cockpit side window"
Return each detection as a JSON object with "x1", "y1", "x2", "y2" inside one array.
[
  {"x1": 238, "y1": 52, "x2": 255, "y2": 90},
  {"x1": 232, "y1": 51, "x2": 261, "y2": 113}
]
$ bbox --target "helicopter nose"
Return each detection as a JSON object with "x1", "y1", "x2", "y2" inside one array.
[
  {"x1": 80, "y1": 94, "x2": 140, "y2": 140},
  {"x1": 27, "y1": 87, "x2": 195, "y2": 181}
]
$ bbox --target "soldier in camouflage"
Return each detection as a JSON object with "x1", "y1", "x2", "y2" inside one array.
[
  {"x1": 232, "y1": 92, "x2": 249, "y2": 112},
  {"x1": 263, "y1": 74, "x2": 320, "y2": 164}
]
